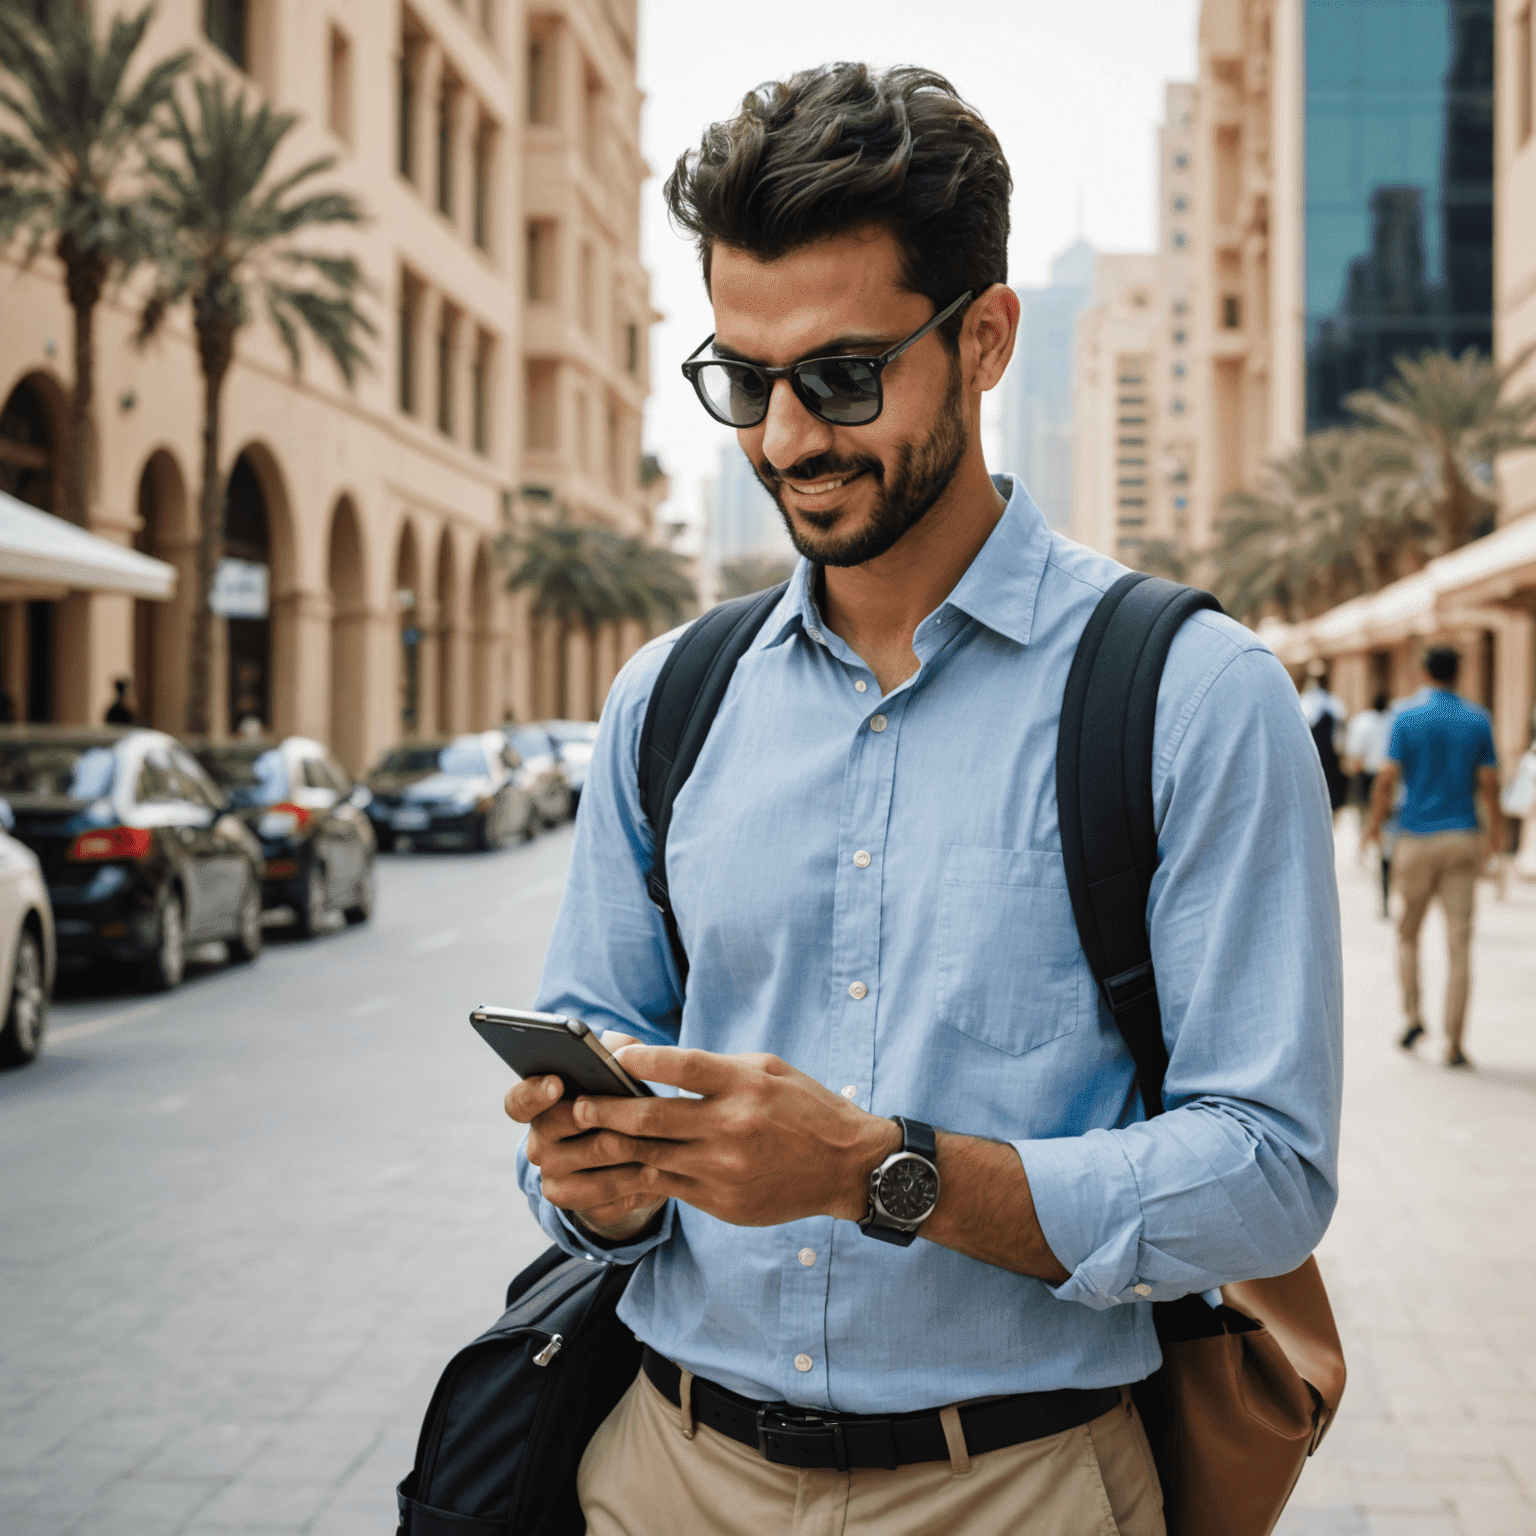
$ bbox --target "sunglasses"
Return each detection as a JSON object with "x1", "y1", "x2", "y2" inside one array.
[{"x1": 681, "y1": 290, "x2": 973, "y2": 429}]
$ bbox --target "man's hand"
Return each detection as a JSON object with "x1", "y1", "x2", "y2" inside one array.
[
  {"x1": 504, "y1": 1032, "x2": 669, "y2": 1243},
  {"x1": 562, "y1": 1045, "x2": 902, "y2": 1229}
]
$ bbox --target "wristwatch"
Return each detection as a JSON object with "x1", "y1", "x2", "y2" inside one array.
[{"x1": 859, "y1": 1117, "x2": 941, "y2": 1246}]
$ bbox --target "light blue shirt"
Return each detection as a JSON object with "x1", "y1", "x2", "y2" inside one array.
[{"x1": 518, "y1": 476, "x2": 1343, "y2": 1415}]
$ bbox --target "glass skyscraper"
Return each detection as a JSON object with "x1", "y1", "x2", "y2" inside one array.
[{"x1": 1304, "y1": 0, "x2": 1494, "y2": 429}]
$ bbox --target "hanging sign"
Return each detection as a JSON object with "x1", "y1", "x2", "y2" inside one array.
[{"x1": 210, "y1": 558, "x2": 269, "y2": 619}]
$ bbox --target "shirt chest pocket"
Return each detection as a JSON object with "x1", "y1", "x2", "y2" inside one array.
[{"x1": 934, "y1": 846, "x2": 1087, "y2": 1056}]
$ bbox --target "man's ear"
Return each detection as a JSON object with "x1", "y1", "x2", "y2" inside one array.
[{"x1": 966, "y1": 285, "x2": 1020, "y2": 395}]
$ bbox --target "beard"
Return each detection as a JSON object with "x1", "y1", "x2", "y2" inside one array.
[{"x1": 753, "y1": 357, "x2": 969, "y2": 569}]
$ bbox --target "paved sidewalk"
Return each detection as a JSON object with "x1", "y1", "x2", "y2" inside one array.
[{"x1": 1277, "y1": 824, "x2": 1536, "y2": 1536}]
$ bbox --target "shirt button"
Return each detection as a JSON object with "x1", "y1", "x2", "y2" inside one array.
[
  {"x1": 854, "y1": 679, "x2": 867, "y2": 693},
  {"x1": 840, "y1": 1085, "x2": 858, "y2": 1099},
  {"x1": 853, "y1": 850, "x2": 871, "y2": 868},
  {"x1": 848, "y1": 981, "x2": 868, "y2": 1000},
  {"x1": 1134, "y1": 1283, "x2": 1152, "y2": 1297},
  {"x1": 794, "y1": 1353, "x2": 814, "y2": 1373},
  {"x1": 798, "y1": 1247, "x2": 817, "y2": 1267},
  {"x1": 870, "y1": 714, "x2": 888, "y2": 732},
  {"x1": 806, "y1": 626, "x2": 822, "y2": 641}
]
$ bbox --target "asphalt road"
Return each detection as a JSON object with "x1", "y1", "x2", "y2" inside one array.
[{"x1": 0, "y1": 826, "x2": 576, "y2": 1536}]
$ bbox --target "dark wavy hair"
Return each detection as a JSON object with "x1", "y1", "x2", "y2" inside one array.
[{"x1": 664, "y1": 64, "x2": 1012, "y2": 348}]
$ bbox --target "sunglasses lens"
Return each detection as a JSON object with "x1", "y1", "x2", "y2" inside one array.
[
  {"x1": 694, "y1": 362, "x2": 769, "y2": 425},
  {"x1": 796, "y1": 358, "x2": 881, "y2": 424}
]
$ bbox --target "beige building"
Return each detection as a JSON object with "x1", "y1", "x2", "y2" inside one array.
[
  {"x1": 1070, "y1": 86, "x2": 1199, "y2": 565},
  {"x1": 0, "y1": 0, "x2": 657, "y2": 772},
  {"x1": 1249, "y1": 0, "x2": 1536, "y2": 778}
]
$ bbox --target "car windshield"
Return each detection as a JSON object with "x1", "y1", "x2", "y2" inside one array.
[
  {"x1": 376, "y1": 743, "x2": 486, "y2": 777},
  {"x1": 195, "y1": 747, "x2": 288, "y2": 807},
  {"x1": 509, "y1": 729, "x2": 550, "y2": 761},
  {"x1": 0, "y1": 742, "x2": 117, "y2": 800}
]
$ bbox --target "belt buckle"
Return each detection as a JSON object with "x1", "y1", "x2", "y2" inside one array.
[{"x1": 755, "y1": 1406, "x2": 848, "y2": 1472}]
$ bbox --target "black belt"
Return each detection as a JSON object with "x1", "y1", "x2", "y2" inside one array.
[{"x1": 642, "y1": 1347, "x2": 1121, "y2": 1471}]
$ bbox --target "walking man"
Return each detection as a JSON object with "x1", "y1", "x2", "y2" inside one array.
[
  {"x1": 507, "y1": 64, "x2": 1342, "y2": 1536},
  {"x1": 1366, "y1": 646, "x2": 1500, "y2": 1067}
]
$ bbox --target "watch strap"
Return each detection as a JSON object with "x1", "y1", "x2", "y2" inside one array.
[{"x1": 892, "y1": 1116, "x2": 937, "y2": 1162}]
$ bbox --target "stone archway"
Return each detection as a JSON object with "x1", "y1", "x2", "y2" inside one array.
[
  {"x1": 327, "y1": 497, "x2": 368, "y2": 772},
  {"x1": 469, "y1": 541, "x2": 494, "y2": 729},
  {"x1": 0, "y1": 373, "x2": 67, "y2": 722},
  {"x1": 132, "y1": 449, "x2": 191, "y2": 731},
  {"x1": 394, "y1": 521, "x2": 422, "y2": 736},
  {"x1": 434, "y1": 529, "x2": 459, "y2": 734}
]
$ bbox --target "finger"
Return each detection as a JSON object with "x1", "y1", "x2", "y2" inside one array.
[
  {"x1": 599, "y1": 1030, "x2": 641, "y2": 1051},
  {"x1": 505, "y1": 1074, "x2": 564, "y2": 1124},
  {"x1": 611, "y1": 1044, "x2": 746, "y2": 1097},
  {"x1": 543, "y1": 1161, "x2": 681, "y2": 1212},
  {"x1": 572, "y1": 1091, "x2": 699, "y2": 1138}
]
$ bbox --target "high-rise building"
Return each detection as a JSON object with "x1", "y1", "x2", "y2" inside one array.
[
  {"x1": 0, "y1": 0, "x2": 656, "y2": 765},
  {"x1": 999, "y1": 240, "x2": 1094, "y2": 529},
  {"x1": 1069, "y1": 86, "x2": 1198, "y2": 565}
]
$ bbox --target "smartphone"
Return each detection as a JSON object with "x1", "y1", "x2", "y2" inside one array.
[{"x1": 469, "y1": 1006, "x2": 654, "y2": 1099}]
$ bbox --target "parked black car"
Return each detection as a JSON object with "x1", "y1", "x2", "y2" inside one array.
[
  {"x1": 503, "y1": 726, "x2": 573, "y2": 828},
  {"x1": 0, "y1": 728, "x2": 264, "y2": 990},
  {"x1": 192, "y1": 737, "x2": 376, "y2": 937},
  {"x1": 365, "y1": 733, "x2": 535, "y2": 852},
  {"x1": 541, "y1": 719, "x2": 598, "y2": 811}
]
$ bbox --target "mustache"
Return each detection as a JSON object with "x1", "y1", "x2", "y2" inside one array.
[{"x1": 756, "y1": 452, "x2": 883, "y2": 487}]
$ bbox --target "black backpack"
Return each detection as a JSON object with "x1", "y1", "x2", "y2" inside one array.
[{"x1": 396, "y1": 570, "x2": 1219, "y2": 1536}]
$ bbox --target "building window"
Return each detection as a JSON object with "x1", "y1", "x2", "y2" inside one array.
[
  {"x1": 578, "y1": 243, "x2": 595, "y2": 332},
  {"x1": 398, "y1": 273, "x2": 422, "y2": 416},
  {"x1": 204, "y1": 0, "x2": 247, "y2": 69},
  {"x1": 575, "y1": 390, "x2": 590, "y2": 470},
  {"x1": 1521, "y1": 7, "x2": 1534, "y2": 146},
  {"x1": 1222, "y1": 294, "x2": 1242, "y2": 329},
  {"x1": 436, "y1": 76, "x2": 458, "y2": 217},
  {"x1": 525, "y1": 361, "x2": 557, "y2": 450},
  {"x1": 1172, "y1": 327, "x2": 1187, "y2": 345},
  {"x1": 1174, "y1": 495, "x2": 1189, "y2": 510},
  {"x1": 1172, "y1": 195, "x2": 1189, "y2": 213},
  {"x1": 1171, "y1": 361, "x2": 1186, "y2": 379},
  {"x1": 1171, "y1": 230, "x2": 1188, "y2": 249},
  {"x1": 581, "y1": 63, "x2": 602, "y2": 172},
  {"x1": 436, "y1": 305, "x2": 459, "y2": 437},
  {"x1": 398, "y1": 28, "x2": 421, "y2": 182},
  {"x1": 328, "y1": 26, "x2": 351, "y2": 142},
  {"x1": 472, "y1": 331, "x2": 493, "y2": 455},
  {"x1": 1173, "y1": 152, "x2": 1189, "y2": 170},
  {"x1": 625, "y1": 321, "x2": 639, "y2": 375},
  {"x1": 1170, "y1": 398, "x2": 1186, "y2": 415},
  {"x1": 606, "y1": 398, "x2": 621, "y2": 492},
  {"x1": 472, "y1": 118, "x2": 494, "y2": 252},
  {"x1": 528, "y1": 28, "x2": 556, "y2": 124},
  {"x1": 526, "y1": 221, "x2": 556, "y2": 302}
]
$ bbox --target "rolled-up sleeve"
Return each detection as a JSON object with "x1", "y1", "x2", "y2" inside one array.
[
  {"x1": 1018, "y1": 636, "x2": 1344, "y2": 1308},
  {"x1": 514, "y1": 632, "x2": 686, "y2": 1263}
]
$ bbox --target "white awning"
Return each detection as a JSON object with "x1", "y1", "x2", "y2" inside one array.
[{"x1": 0, "y1": 489, "x2": 177, "y2": 601}]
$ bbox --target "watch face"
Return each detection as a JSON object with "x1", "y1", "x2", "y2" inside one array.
[{"x1": 878, "y1": 1155, "x2": 939, "y2": 1223}]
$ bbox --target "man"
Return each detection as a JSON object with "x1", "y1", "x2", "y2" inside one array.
[
  {"x1": 1345, "y1": 691, "x2": 1394, "y2": 913},
  {"x1": 1366, "y1": 646, "x2": 1499, "y2": 1067},
  {"x1": 508, "y1": 65, "x2": 1342, "y2": 1536},
  {"x1": 1300, "y1": 661, "x2": 1348, "y2": 820},
  {"x1": 104, "y1": 677, "x2": 134, "y2": 725}
]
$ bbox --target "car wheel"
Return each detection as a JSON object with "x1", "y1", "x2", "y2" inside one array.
[
  {"x1": 0, "y1": 929, "x2": 48, "y2": 1067},
  {"x1": 139, "y1": 889, "x2": 186, "y2": 992},
  {"x1": 476, "y1": 803, "x2": 504, "y2": 852},
  {"x1": 227, "y1": 880, "x2": 263, "y2": 963},
  {"x1": 294, "y1": 863, "x2": 328, "y2": 938},
  {"x1": 375, "y1": 829, "x2": 396, "y2": 853},
  {"x1": 344, "y1": 865, "x2": 374, "y2": 925}
]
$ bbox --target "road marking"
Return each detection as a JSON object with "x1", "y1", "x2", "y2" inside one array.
[
  {"x1": 517, "y1": 876, "x2": 566, "y2": 902},
  {"x1": 411, "y1": 928, "x2": 462, "y2": 955},
  {"x1": 347, "y1": 996, "x2": 390, "y2": 1018},
  {"x1": 49, "y1": 1003, "x2": 163, "y2": 1044}
]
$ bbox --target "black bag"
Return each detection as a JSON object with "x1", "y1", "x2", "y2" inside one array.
[
  {"x1": 397, "y1": 571, "x2": 1219, "y2": 1533},
  {"x1": 395, "y1": 1247, "x2": 640, "y2": 1535}
]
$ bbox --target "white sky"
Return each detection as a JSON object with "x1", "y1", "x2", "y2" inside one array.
[{"x1": 634, "y1": 0, "x2": 1201, "y2": 533}]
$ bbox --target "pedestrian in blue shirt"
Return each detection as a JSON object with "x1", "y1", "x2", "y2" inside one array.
[
  {"x1": 505, "y1": 63, "x2": 1342, "y2": 1536},
  {"x1": 1365, "y1": 647, "x2": 1500, "y2": 1067}
]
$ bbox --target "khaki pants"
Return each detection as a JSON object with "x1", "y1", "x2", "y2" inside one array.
[
  {"x1": 578, "y1": 1366, "x2": 1164, "y2": 1536},
  {"x1": 1394, "y1": 829, "x2": 1480, "y2": 1050}
]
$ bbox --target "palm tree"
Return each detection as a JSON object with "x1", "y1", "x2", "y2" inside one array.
[
  {"x1": 1131, "y1": 541, "x2": 1188, "y2": 584},
  {"x1": 137, "y1": 76, "x2": 373, "y2": 735},
  {"x1": 610, "y1": 536, "x2": 695, "y2": 630},
  {"x1": 1210, "y1": 429, "x2": 1433, "y2": 623},
  {"x1": 718, "y1": 553, "x2": 795, "y2": 600},
  {"x1": 0, "y1": 0, "x2": 191, "y2": 526},
  {"x1": 1346, "y1": 345, "x2": 1536, "y2": 553},
  {"x1": 500, "y1": 512, "x2": 624, "y2": 718}
]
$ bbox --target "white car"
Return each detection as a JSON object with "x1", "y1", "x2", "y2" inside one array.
[{"x1": 0, "y1": 805, "x2": 55, "y2": 1067}]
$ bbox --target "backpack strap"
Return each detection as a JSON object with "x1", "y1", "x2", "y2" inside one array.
[
  {"x1": 1055, "y1": 572, "x2": 1222, "y2": 1118},
  {"x1": 638, "y1": 581, "x2": 791, "y2": 986}
]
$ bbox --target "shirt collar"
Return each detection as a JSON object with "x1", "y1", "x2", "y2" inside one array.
[{"x1": 757, "y1": 474, "x2": 1051, "y2": 654}]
